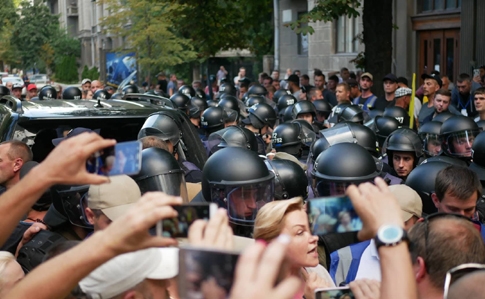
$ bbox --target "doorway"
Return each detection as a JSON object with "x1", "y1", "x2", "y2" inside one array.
[{"x1": 418, "y1": 29, "x2": 460, "y2": 83}]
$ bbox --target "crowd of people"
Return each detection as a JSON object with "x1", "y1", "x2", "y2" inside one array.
[{"x1": 0, "y1": 64, "x2": 485, "y2": 299}]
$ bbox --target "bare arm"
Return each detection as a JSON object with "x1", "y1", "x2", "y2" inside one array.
[
  {"x1": 5, "y1": 192, "x2": 182, "y2": 299},
  {"x1": 0, "y1": 133, "x2": 115, "y2": 246}
]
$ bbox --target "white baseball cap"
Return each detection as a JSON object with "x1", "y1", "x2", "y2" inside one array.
[{"x1": 79, "y1": 247, "x2": 179, "y2": 299}]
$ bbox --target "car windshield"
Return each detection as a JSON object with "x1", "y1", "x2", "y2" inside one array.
[
  {"x1": 2, "y1": 77, "x2": 23, "y2": 84},
  {"x1": 30, "y1": 75, "x2": 48, "y2": 83}
]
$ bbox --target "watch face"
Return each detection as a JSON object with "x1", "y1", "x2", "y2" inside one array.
[{"x1": 378, "y1": 225, "x2": 403, "y2": 243}]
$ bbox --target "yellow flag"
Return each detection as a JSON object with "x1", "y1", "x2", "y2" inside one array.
[{"x1": 409, "y1": 73, "x2": 416, "y2": 129}]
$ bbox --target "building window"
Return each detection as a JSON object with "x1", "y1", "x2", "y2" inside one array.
[
  {"x1": 336, "y1": 15, "x2": 359, "y2": 53},
  {"x1": 420, "y1": 0, "x2": 461, "y2": 12},
  {"x1": 297, "y1": 12, "x2": 308, "y2": 56}
]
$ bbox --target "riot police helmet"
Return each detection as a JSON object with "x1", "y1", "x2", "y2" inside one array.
[
  {"x1": 433, "y1": 111, "x2": 454, "y2": 123},
  {"x1": 219, "y1": 83, "x2": 237, "y2": 96},
  {"x1": 170, "y1": 92, "x2": 191, "y2": 112},
  {"x1": 383, "y1": 106, "x2": 410, "y2": 127},
  {"x1": 93, "y1": 89, "x2": 111, "y2": 101},
  {"x1": 477, "y1": 120, "x2": 485, "y2": 131},
  {"x1": 39, "y1": 85, "x2": 57, "y2": 100},
  {"x1": 338, "y1": 105, "x2": 364, "y2": 124},
  {"x1": 264, "y1": 159, "x2": 308, "y2": 200},
  {"x1": 245, "y1": 95, "x2": 265, "y2": 107},
  {"x1": 313, "y1": 100, "x2": 333, "y2": 119},
  {"x1": 383, "y1": 128, "x2": 423, "y2": 173},
  {"x1": 218, "y1": 126, "x2": 258, "y2": 152},
  {"x1": 138, "y1": 112, "x2": 182, "y2": 146},
  {"x1": 247, "y1": 84, "x2": 267, "y2": 97},
  {"x1": 271, "y1": 123, "x2": 302, "y2": 156},
  {"x1": 195, "y1": 88, "x2": 207, "y2": 99},
  {"x1": 245, "y1": 102, "x2": 277, "y2": 129},
  {"x1": 131, "y1": 148, "x2": 188, "y2": 202},
  {"x1": 441, "y1": 115, "x2": 481, "y2": 159},
  {"x1": 218, "y1": 94, "x2": 240, "y2": 112},
  {"x1": 110, "y1": 92, "x2": 123, "y2": 99},
  {"x1": 0, "y1": 85, "x2": 10, "y2": 97},
  {"x1": 122, "y1": 84, "x2": 139, "y2": 94},
  {"x1": 375, "y1": 116, "x2": 400, "y2": 147},
  {"x1": 201, "y1": 106, "x2": 225, "y2": 133},
  {"x1": 178, "y1": 85, "x2": 196, "y2": 98},
  {"x1": 273, "y1": 89, "x2": 292, "y2": 103},
  {"x1": 62, "y1": 86, "x2": 82, "y2": 100},
  {"x1": 189, "y1": 97, "x2": 208, "y2": 118},
  {"x1": 291, "y1": 100, "x2": 316, "y2": 120},
  {"x1": 469, "y1": 131, "x2": 485, "y2": 180},
  {"x1": 276, "y1": 94, "x2": 297, "y2": 112},
  {"x1": 418, "y1": 121, "x2": 443, "y2": 157},
  {"x1": 202, "y1": 147, "x2": 274, "y2": 225}
]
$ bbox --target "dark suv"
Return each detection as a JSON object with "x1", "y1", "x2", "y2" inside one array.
[{"x1": 0, "y1": 95, "x2": 207, "y2": 168}]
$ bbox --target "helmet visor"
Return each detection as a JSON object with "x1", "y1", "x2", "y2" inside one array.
[
  {"x1": 210, "y1": 180, "x2": 274, "y2": 225},
  {"x1": 312, "y1": 180, "x2": 349, "y2": 197},
  {"x1": 445, "y1": 129, "x2": 479, "y2": 157},
  {"x1": 137, "y1": 172, "x2": 189, "y2": 203},
  {"x1": 264, "y1": 159, "x2": 287, "y2": 200},
  {"x1": 421, "y1": 133, "x2": 442, "y2": 156},
  {"x1": 299, "y1": 125, "x2": 317, "y2": 147},
  {"x1": 56, "y1": 186, "x2": 92, "y2": 229},
  {"x1": 320, "y1": 124, "x2": 357, "y2": 146}
]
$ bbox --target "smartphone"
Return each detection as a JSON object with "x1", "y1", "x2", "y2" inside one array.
[
  {"x1": 315, "y1": 287, "x2": 354, "y2": 299},
  {"x1": 178, "y1": 246, "x2": 240, "y2": 299},
  {"x1": 307, "y1": 195, "x2": 362, "y2": 235},
  {"x1": 474, "y1": 68, "x2": 480, "y2": 78},
  {"x1": 89, "y1": 140, "x2": 142, "y2": 176},
  {"x1": 157, "y1": 203, "x2": 218, "y2": 238}
]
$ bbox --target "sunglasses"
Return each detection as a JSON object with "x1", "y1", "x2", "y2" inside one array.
[{"x1": 443, "y1": 263, "x2": 485, "y2": 299}]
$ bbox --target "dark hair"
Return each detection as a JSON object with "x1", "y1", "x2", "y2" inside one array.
[
  {"x1": 314, "y1": 71, "x2": 326, "y2": 80},
  {"x1": 349, "y1": 72, "x2": 357, "y2": 80},
  {"x1": 0, "y1": 140, "x2": 33, "y2": 162},
  {"x1": 475, "y1": 87, "x2": 485, "y2": 96},
  {"x1": 435, "y1": 89, "x2": 451, "y2": 98},
  {"x1": 397, "y1": 77, "x2": 409, "y2": 86},
  {"x1": 340, "y1": 67, "x2": 349, "y2": 72},
  {"x1": 259, "y1": 72, "x2": 269, "y2": 79},
  {"x1": 458, "y1": 73, "x2": 471, "y2": 83},
  {"x1": 140, "y1": 136, "x2": 170, "y2": 152},
  {"x1": 301, "y1": 74, "x2": 310, "y2": 81},
  {"x1": 308, "y1": 88, "x2": 321, "y2": 98},
  {"x1": 409, "y1": 216, "x2": 485, "y2": 289},
  {"x1": 240, "y1": 82, "x2": 249, "y2": 89},
  {"x1": 337, "y1": 82, "x2": 350, "y2": 92},
  {"x1": 435, "y1": 166, "x2": 482, "y2": 201},
  {"x1": 263, "y1": 77, "x2": 273, "y2": 84},
  {"x1": 329, "y1": 75, "x2": 339, "y2": 82}
]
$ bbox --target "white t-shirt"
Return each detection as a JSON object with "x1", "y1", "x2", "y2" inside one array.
[{"x1": 355, "y1": 239, "x2": 382, "y2": 281}]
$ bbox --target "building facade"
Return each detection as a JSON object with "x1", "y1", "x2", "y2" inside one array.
[{"x1": 277, "y1": 0, "x2": 482, "y2": 87}]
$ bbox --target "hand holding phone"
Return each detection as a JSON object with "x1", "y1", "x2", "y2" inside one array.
[
  {"x1": 188, "y1": 208, "x2": 234, "y2": 251},
  {"x1": 158, "y1": 203, "x2": 217, "y2": 238},
  {"x1": 315, "y1": 287, "x2": 354, "y2": 299},
  {"x1": 88, "y1": 140, "x2": 142, "y2": 176}
]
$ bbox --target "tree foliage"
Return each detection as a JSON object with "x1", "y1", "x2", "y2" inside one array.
[
  {"x1": 0, "y1": 0, "x2": 18, "y2": 33},
  {"x1": 99, "y1": 0, "x2": 197, "y2": 78},
  {"x1": 55, "y1": 56, "x2": 78, "y2": 83}
]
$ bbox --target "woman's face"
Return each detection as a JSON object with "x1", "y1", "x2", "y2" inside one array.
[
  {"x1": 340, "y1": 212, "x2": 351, "y2": 225},
  {"x1": 281, "y1": 209, "x2": 319, "y2": 268}
]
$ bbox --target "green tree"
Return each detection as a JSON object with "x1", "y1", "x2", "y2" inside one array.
[
  {"x1": 0, "y1": 0, "x2": 17, "y2": 33},
  {"x1": 289, "y1": 0, "x2": 393, "y2": 96},
  {"x1": 12, "y1": 1, "x2": 59, "y2": 69},
  {"x1": 99, "y1": 0, "x2": 197, "y2": 80}
]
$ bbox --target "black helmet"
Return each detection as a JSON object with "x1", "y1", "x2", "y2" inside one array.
[
  {"x1": 383, "y1": 128, "x2": 423, "y2": 173},
  {"x1": 264, "y1": 158, "x2": 308, "y2": 200},
  {"x1": 273, "y1": 89, "x2": 292, "y2": 102},
  {"x1": 39, "y1": 85, "x2": 57, "y2": 100},
  {"x1": 418, "y1": 121, "x2": 443, "y2": 157},
  {"x1": 292, "y1": 100, "x2": 316, "y2": 119},
  {"x1": 218, "y1": 95, "x2": 240, "y2": 112},
  {"x1": 477, "y1": 120, "x2": 485, "y2": 131},
  {"x1": 419, "y1": 155, "x2": 468, "y2": 167},
  {"x1": 178, "y1": 85, "x2": 196, "y2": 98},
  {"x1": 50, "y1": 185, "x2": 91, "y2": 229},
  {"x1": 433, "y1": 111, "x2": 454, "y2": 123},
  {"x1": 282, "y1": 105, "x2": 295, "y2": 122},
  {"x1": 219, "y1": 83, "x2": 237, "y2": 96},
  {"x1": 405, "y1": 161, "x2": 452, "y2": 215},
  {"x1": 333, "y1": 103, "x2": 352, "y2": 116},
  {"x1": 271, "y1": 123, "x2": 302, "y2": 156},
  {"x1": 470, "y1": 131, "x2": 485, "y2": 181},
  {"x1": 122, "y1": 84, "x2": 139, "y2": 94},
  {"x1": 375, "y1": 116, "x2": 400, "y2": 147},
  {"x1": 276, "y1": 94, "x2": 297, "y2": 112},
  {"x1": 441, "y1": 115, "x2": 481, "y2": 159},
  {"x1": 202, "y1": 147, "x2": 274, "y2": 225},
  {"x1": 312, "y1": 143, "x2": 379, "y2": 196},
  {"x1": 247, "y1": 84, "x2": 267, "y2": 97},
  {"x1": 207, "y1": 99, "x2": 218, "y2": 107},
  {"x1": 131, "y1": 148, "x2": 188, "y2": 202},
  {"x1": 195, "y1": 88, "x2": 207, "y2": 99},
  {"x1": 201, "y1": 106, "x2": 225, "y2": 133},
  {"x1": 313, "y1": 100, "x2": 333, "y2": 119},
  {"x1": 138, "y1": 112, "x2": 182, "y2": 146},
  {"x1": 383, "y1": 106, "x2": 410, "y2": 127},
  {"x1": 218, "y1": 126, "x2": 258, "y2": 152},
  {"x1": 189, "y1": 97, "x2": 208, "y2": 118},
  {"x1": 245, "y1": 95, "x2": 265, "y2": 107},
  {"x1": 62, "y1": 86, "x2": 82, "y2": 100},
  {"x1": 291, "y1": 119, "x2": 317, "y2": 147},
  {"x1": 0, "y1": 85, "x2": 10, "y2": 96},
  {"x1": 93, "y1": 89, "x2": 111, "y2": 101},
  {"x1": 338, "y1": 105, "x2": 364, "y2": 123},
  {"x1": 111, "y1": 92, "x2": 123, "y2": 99},
  {"x1": 245, "y1": 102, "x2": 277, "y2": 129},
  {"x1": 170, "y1": 92, "x2": 191, "y2": 112}
]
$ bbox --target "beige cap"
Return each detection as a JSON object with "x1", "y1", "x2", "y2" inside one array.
[
  {"x1": 87, "y1": 175, "x2": 141, "y2": 220},
  {"x1": 361, "y1": 72, "x2": 373, "y2": 81},
  {"x1": 389, "y1": 185, "x2": 423, "y2": 221},
  {"x1": 272, "y1": 152, "x2": 308, "y2": 171}
]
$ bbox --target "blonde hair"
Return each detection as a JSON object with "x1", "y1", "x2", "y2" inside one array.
[
  {"x1": 254, "y1": 197, "x2": 304, "y2": 241},
  {"x1": 0, "y1": 251, "x2": 16, "y2": 287}
]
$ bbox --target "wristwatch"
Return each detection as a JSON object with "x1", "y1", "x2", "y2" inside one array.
[{"x1": 374, "y1": 225, "x2": 408, "y2": 249}]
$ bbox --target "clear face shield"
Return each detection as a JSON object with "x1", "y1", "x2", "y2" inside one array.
[
  {"x1": 56, "y1": 185, "x2": 93, "y2": 229},
  {"x1": 209, "y1": 179, "x2": 274, "y2": 226},
  {"x1": 421, "y1": 133, "x2": 442, "y2": 156},
  {"x1": 137, "y1": 171, "x2": 189, "y2": 203},
  {"x1": 445, "y1": 129, "x2": 480, "y2": 157},
  {"x1": 312, "y1": 179, "x2": 350, "y2": 197},
  {"x1": 320, "y1": 124, "x2": 358, "y2": 147}
]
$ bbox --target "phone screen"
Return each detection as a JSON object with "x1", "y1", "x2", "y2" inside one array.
[
  {"x1": 307, "y1": 195, "x2": 362, "y2": 235},
  {"x1": 88, "y1": 140, "x2": 142, "y2": 176},
  {"x1": 178, "y1": 246, "x2": 239, "y2": 299},
  {"x1": 158, "y1": 204, "x2": 217, "y2": 238},
  {"x1": 315, "y1": 287, "x2": 354, "y2": 299}
]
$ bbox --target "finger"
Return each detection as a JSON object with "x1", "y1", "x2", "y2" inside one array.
[
  {"x1": 75, "y1": 135, "x2": 116, "y2": 155},
  {"x1": 215, "y1": 222, "x2": 231, "y2": 249},
  {"x1": 349, "y1": 281, "x2": 365, "y2": 299},
  {"x1": 368, "y1": 279, "x2": 381, "y2": 297},
  {"x1": 78, "y1": 173, "x2": 111, "y2": 185},
  {"x1": 358, "y1": 182, "x2": 377, "y2": 200},
  {"x1": 204, "y1": 209, "x2": 226, "y2": 245},
  {"x1": 234, "y1": 241, "x2": 266, "y2": 283},
  {"x1": 139, "y1": 235, "x2": 179, "y2": 249},
  {"x1": 374, "y1": 177, "x2": 389, "y2": 192},
  {"x1": 256, "y1": 235, "x2": 291, "y2": 285},
  {"x1": 356, "y1": 279, "x2": 374, "y2": 298},
  {"x1": 273, "y1": 277, "x2": 304, "y2": 299},
  {"x1": 226, "y1": 226, "x2": 234, "y2": 250},
  {"x1": 188, "y1": 220, "x2": 207, "y2": 245}
]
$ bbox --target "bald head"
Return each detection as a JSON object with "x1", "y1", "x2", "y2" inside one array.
[
  {"x1": 448, "y1": 270, "x2": 485, "y2": 299},
  {"x1": 91, "y1": 80, "x2": 103, "y2": 93}
]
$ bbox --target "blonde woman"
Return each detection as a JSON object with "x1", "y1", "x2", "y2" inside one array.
[
  {"x1": 0, "y1": 251, "x2": 24, "y2": 298},
  {"x1": 254, "y1": 197, "x2": 335, "y2": 299}
]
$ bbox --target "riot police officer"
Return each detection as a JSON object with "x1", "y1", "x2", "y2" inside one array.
[
  {"x1": 441, "y1": 115, "x2": 481, "y2": 162},
  {"x1": 271, "y1": 123, "x2": 302, "y2": 158},
  {"x1": 264, "y1": 158, "x2": 308, "y2": 200},
  {"x1": 242, "y1": 103, "x2": 277, "y2": 155},
  {"x1": 218, "y1": 126, "x2": 259, "y2": 153},
  {"x1": 170, "y1": 92, "x2": 191, "y2": 114},
  {"x1": 418, "y1": 121, "x2": 443, "y2": 157}
]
